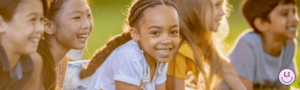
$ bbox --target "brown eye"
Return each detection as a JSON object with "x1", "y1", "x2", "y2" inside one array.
[
  {"x1": 73, "y1": 16, "x2": 81, "y2": 19},
  {"x1": 170, "y1": 31, "x2": 179, "y2": 35},
  {"x1": 151, "y1": 31, "x2": 159, "y2": 35},
  {"x1": 87, "y1": 14, "x2": 92, "y2": 18},
  {"x1": 30, "y1": 18, "x2": 36, "y2": 22}
]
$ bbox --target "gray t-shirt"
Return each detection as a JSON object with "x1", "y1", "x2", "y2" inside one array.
[{"x1": 228, "y1": 29, "x2": 297, "y2": 88}]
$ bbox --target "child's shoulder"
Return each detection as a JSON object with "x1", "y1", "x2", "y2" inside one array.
[
  {"x1": 113, "y1": 40, "x2": 144, "y2": 62},
  {"x1": 117, "y1": 40, "x2": 141, "y2": 53},
  {"x1": 236, "y1": 29, "x2": 261, "y2": 44}
]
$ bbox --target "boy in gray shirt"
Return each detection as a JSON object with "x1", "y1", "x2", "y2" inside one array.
[{"x1": 228, "y1": 0, "x2": 298, "y2": 89}]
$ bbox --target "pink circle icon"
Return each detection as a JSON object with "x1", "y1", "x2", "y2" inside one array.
[{"x1": 279, "y1": 69, "x2": 295, "y2": 85}]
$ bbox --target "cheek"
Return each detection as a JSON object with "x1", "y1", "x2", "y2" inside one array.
[
  {"x1": 271, "y1": 16, "x2": 287, "y2": 29},
  {"x1": 89, "y1": 19, "x2": 94, "y2": 28},
  {"x1": 139, "y1": 36, "x2": 157, "y2": 51},
  {"x1": 10, "y1": 23, "x2": 34, "y2": 42},
  {"x1": 171, "y1": 37, "x2": 179, "y2": 47},
  {"x1": 56, "y1": 25, "x2": 78, "y2": 42}
]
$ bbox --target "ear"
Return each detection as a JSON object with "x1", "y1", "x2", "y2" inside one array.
[
  {"x1": 44, "y1": 18, "x2": 55, "y2": 35},
  {"x1": 253, "y1": 17, "x2": 270, "y2": 32},
  {"x1": 0, "y1": 15, "x2": 7, "y2": 34},
  {"x1": 129, "y1": 27, "x2": 140, "y2": 42}
]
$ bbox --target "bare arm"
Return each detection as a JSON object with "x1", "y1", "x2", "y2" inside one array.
[
  {"x1": 115, "y1": 81, "x2": 139, "y2": 90},
  {"x1": 22, "y1": 53, "x2": 43, "y2": 90},
  {"x1": 222, "y1": 61, "x2": 247, "y2": 90},
  {"x1": 166, "y1": 76, "x2": 185, "y2": 90},
  {"x1": 239, "y1": 77, "x2": 253, "y2": 90},
  {"x1": 155, "y1": 83, "x2": 165, "y2": 90}
]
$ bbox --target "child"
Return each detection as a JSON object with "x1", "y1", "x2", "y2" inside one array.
[
  {"x1": 0, "y1": 0, "x2": 48, "y2": 89},
  {"x1": 229, "y1": 0, "x2": 298, "y2": 89},
  {"x1": 80, "y1": 0, "x2": 180, "y2": 89},
  {"x1": 22, "y1": 0, "x2": 94, "y2": 90},
  {"x1": 166, "y1": 0, "x2": 246, "y2": 90}
]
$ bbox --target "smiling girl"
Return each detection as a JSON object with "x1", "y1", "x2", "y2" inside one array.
[
  {"x1": 0, "y1": 0, "x2": 48, "y2": 89},
  {"x1": 79, "y1": 0, "x2": 180, "y2": 89},
  {"x1": 22, "y1": 0, "x2": 93, "y2": 90}
]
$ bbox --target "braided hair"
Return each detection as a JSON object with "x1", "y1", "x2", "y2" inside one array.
[{"x1": 80, "y1": 0, "x2": 179, "y2": 79}]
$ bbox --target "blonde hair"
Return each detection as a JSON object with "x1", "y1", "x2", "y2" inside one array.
[{"x1": 170, "y1": 0, "x2": 230, "y2": 89}]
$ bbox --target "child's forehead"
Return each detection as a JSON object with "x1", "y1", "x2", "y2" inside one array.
[
  {"x1": 138, "y1": 5, "x2": 178, "y2": 25},
  {"x1": 273, "y1": 2, "x2": 296, "y2": 11}
]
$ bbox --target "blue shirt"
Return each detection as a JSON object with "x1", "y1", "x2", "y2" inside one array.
[{"x1": 0, "y1": 45, "x2": 34, "y2": 90}]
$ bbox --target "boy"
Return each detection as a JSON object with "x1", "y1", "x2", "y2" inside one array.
[{"x1": 228, "y1": 0, "x2": 298, "y2": 89}]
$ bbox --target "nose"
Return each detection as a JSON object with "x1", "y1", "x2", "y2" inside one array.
[
  {"x1": 219, "y1": 7, "x2": 225, "y2": 17},
  {"x1": 35, "y1": 19, "x2": 44, "y2": 33},
  {"x1": 81, "y1": 17, "x2": 90, "y2": 30},
  {"x1": 289, "y1": 12, "x2": 299, "y2": 26},
  {"x1": 161, "y1": 34, "x2": 171, "y2": 45}
]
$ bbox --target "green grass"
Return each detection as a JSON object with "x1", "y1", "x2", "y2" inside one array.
[{"x1": 84, "y1": 0, "x2": 300, "y2": 88}]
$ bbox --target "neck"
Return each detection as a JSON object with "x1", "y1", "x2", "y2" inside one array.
[
  {"x1": 1, "y1": 44, "x2": 20, "y2": 70},
  {"x1": 143, "y1": 52, "x2": 157, "y2": 68},
  {"x1": 261, "y1": 33, "x2": 285, "y2": 56},
  {"x1": 46, "y1": 36, "x2": 70, "y2": 67}
]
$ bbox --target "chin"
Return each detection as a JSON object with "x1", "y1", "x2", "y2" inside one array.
[
  {"x1": 287, "y1": 33, "x2": 298, "y2": 40},
  {"x1": 72, "y1": 44, "x2": 86, "y2": 49},
  {"x1": 22, "y1": 48, "x2": 37, "y2": 55},
  {"x1": 212, "y1": 29, "x2": 218, "y2": 32},
  {"x1": 156, "y1": 57, "x2": 172, "y2": 63}
]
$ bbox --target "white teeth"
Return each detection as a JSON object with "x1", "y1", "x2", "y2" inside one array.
[
  {"x1": 288, "y1": 27, "x2": 297, "y2": 31},
  {"x1": 157, "y1": 49, "x2": 170, "y2": 53},
  {"x1": 77, "y1": 34, "x2": 88, "y2": 41},
  {"x1": 77, "y1": 34, "x2": 88, "y2": 38},
  {"x1": 78, "y1": 38, "x2": 85, "y2": 40},
  {"x1": 31, "y1": 38, "x2": 38, "y2": 42}
]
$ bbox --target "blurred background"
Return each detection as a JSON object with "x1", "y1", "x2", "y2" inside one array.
[{"x1": 84, "y1": 0, "x2": 300, "y2": 88}]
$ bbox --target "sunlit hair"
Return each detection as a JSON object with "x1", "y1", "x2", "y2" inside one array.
[
  {"x1": 80, "y1": 0, "x2": 179, "y2": 79},
  {"x1": 169, "y1": 0, "x2": 230, "y2": 89}
]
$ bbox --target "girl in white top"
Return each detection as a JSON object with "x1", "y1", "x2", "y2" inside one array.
[{"x1": 80, "y1": 0, "x2": 180, "y2": 90}]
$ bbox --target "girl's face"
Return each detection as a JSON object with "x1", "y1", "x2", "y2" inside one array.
[
  {"x1": 54, "y1": 0, "x2": 93, "y2": 49},
  {"x1": 211, "y1": 0, "x2": 225, "y2": 32},
  {"x1": 135, "y1": 5, "x2": 180, "y2": 63},
  {"x1": 267, "y1": 3, "x2": 298, "y2": 40},
  {"x1": 0, "y1": 0, "x2": 44, "y2": 54}
]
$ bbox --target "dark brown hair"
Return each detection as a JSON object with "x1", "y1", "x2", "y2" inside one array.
[
  {"x1": 80, "y1": 0, "x2": 179, "y2": 79},
  {"x1": 241, "y1": 0, "x2": 296, "y2": 33},
  {"x1": 38, "y1": 0, "x2": 91, "y2": 89},
  {"x1": 0, "y1": 0, "x2": 49, "y2": 22}
]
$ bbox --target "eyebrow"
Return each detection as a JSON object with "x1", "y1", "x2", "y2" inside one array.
[
  {"x1": 71, "y1": 11, "x2": 83, "y2": 14},
  {"x1": 148, "y1": 25, "x2": 162, "y2": 30},
  {"x1": 71, "y1": 8, "x2": 91, "y2": 14},
  {"x1": 86, "y1": 9, "x2": 91, "y2": 13},
  {"x1": 147, "y1": 24, "x2": 179, "y2": 30},
  {"x1": 278, "y1": 7, "x2": 294, "y2": 13},
  {"x1": 170, "y1": 24, "x2": 179, "y2": 28},
  {"x1": 27, "y1": 13, "x2": 38, "y2": 17}
]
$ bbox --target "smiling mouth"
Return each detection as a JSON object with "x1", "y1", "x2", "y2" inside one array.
[
  {"x1": 156, "y1": 48, "x2": 172, "y2": 57},
  {"x1": 281, "y1": 77, "x2": 293, "y2": 83},
  {"x1": 77, "y1": 34, "x2": 89, "y2": 41}
]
